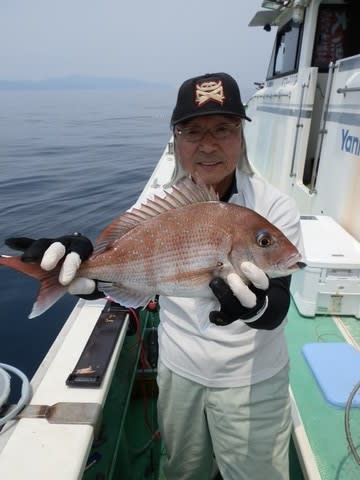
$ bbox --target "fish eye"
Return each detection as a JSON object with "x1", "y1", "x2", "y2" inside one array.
[{"x1": 256, "y1": 231, "x2": 272, "y2": 248}]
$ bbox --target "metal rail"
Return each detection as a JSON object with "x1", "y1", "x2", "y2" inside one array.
[
  {"x1": 337, "y1": 86, "x2": 360, "y2": 95},
  {"x1": 289, "y1": 81, "x2": 307, "y2": 177},
  {"x1": 309, "y1": 62, "x2": 336, "y2": 194}
]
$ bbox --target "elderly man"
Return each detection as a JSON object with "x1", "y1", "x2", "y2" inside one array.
[{"x1": 7, "y1": 72, "x2": 303, "y2": 480}]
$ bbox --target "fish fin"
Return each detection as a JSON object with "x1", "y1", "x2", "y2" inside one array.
[
  {"x1": 97, "y1": 281, "x2": 152, "y2": 308},
  {"x1": 93, "y1": 210, "x2": 152, "y2": 255},
  {"x1": 93, "y1": 178, "x2": 219, "y2": 255},
  {"x1": 0, "y1": 255, "x2": 66, "y2": 318}
]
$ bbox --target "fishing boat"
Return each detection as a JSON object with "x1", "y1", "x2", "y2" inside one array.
[{"x1": 1, "y1": 0, "x2": 360, "y2": 478}]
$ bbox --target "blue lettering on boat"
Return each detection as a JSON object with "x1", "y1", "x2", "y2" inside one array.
[{"x1": 341, "y1": 128, "x2": 360, "y2": 156}]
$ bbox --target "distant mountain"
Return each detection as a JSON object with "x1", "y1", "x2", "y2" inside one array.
[{"x1": 0, "y1": 75, "x2": 167, "y2": 91}]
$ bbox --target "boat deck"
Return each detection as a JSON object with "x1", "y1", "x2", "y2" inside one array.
[
  {"x1": 286, "y1": 300, "x2": 360, "y2": 479},
  {"x1": 75, "y1": 300, "x2": 360, "y2": 479}
]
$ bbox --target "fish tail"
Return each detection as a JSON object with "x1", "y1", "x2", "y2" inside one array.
[{"x1": 0, "y1": 255, "x2": 67, "y2": 318}]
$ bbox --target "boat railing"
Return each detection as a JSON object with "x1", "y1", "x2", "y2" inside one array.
[
  {"x1": 309, "y1": 62, "x2": 336, "y2": 194},
  {"x1": 336, "y1": 86, "x2": 360, "y2": 95},
  {"x1": 289, "y1": 80, "x2": 307, "y2": 178}
]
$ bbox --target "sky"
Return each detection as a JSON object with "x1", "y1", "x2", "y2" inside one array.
[{"x1": 0, "y1": 0, "x2": 276, "y2": 97}]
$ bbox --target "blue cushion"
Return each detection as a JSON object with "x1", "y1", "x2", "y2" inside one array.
[{"x1": 302, "y1": 343, "x2": 360, "y2": 408}]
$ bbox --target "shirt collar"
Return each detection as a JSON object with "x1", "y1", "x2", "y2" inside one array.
[{"x1": 220, "y1": 175, "x2": 238, "y2": 202}]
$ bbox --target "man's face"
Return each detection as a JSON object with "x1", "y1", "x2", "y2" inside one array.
[{"x1": 174, "y1": 115, "x2": 242, "y2": 195}]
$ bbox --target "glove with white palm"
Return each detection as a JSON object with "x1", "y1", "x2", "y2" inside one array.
[
  {"x1": 5, "y1": 233, "x2": 102, "y2": 299},
  {"x1": 209, "y1": 262, "x2": 269, "y2": 326}
]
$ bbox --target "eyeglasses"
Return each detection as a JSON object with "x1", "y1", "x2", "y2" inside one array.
[{"x1": 175, "y1": 122, "x2": 241, "y2": 143}]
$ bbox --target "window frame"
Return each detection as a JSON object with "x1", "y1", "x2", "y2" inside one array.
[{"x1": 266, "y1": 19, "x2": 303, "y2": 80}]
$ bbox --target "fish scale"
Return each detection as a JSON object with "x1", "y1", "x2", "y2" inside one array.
[{"x1": 81, "y1": 204, "x2": 232, "y2": 297}]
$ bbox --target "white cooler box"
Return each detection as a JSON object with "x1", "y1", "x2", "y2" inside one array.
[{"x1": 290, "y1": 215, "x2": 360, "y2": 318}]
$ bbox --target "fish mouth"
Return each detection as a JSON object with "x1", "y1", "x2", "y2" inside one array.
[{"x1": 277, "y1": 254, "x2": 306, "y2": 273}]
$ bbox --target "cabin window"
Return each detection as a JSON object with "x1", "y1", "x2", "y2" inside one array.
[
  {"x1": 312, "y1": 3, "x2": 360, "y2": 71},
  {"x1": 266, "y1": 20, "x2": 302, "y2": 79}
]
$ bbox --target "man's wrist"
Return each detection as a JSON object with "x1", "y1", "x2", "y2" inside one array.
[{"x1": 242, "y1": 296, "x2": 269, "y2": 323}]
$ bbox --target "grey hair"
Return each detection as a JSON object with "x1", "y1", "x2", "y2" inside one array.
[{"x1": 166, "y1": 120, "x2": 253, "y2": 187}]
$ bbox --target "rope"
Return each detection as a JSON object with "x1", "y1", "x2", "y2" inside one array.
[
  {"x1": 344, "y1": 380, "x2": 360, "y2": 465},
  {"x1": 0, "y1": 363, "x2": 32, "y2": 427}
]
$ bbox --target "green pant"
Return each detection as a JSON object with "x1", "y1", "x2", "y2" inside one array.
[{"x1": 157, "y1": 363, "x2": 291, "y2": 480}]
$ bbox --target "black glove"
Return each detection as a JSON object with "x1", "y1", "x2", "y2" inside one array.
[
  {"x1": 209, "y1": 277, "x2": 268, "y2": 326},
  {"x1": 5, "y1": 233, "x2": 94, "y2": 263},
  {"x1": 5, "y1": 233, "x2": 104, "y2": 300}
]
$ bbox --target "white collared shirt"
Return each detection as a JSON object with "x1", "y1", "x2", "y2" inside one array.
[{"x1": 157, "y1": 170, "x2": 304, "y2": 387}]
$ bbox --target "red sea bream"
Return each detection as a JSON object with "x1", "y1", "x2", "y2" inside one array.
[{"x1": 0, "y1": 179, "x2": 302, "y2": 317}]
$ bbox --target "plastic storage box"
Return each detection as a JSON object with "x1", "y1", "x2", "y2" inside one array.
[{"x1": 290, "y1": 215, "x2": 360, "y2": 318}]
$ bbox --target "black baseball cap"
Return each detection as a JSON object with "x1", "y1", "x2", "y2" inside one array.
[{"x1": 171, "y1": 72, "x2": 251, "y2": 126}]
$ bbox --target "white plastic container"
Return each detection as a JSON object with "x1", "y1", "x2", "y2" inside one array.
[{"x1": 290, "y1": 216, "x2": 360, "y2": 318}]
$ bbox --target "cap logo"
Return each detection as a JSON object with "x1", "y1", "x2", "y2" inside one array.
[{"x1": 195, "y1": 80, "x2": 225, "y2": 107}]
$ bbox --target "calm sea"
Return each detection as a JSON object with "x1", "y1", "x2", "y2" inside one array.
[{"x1": 0, "y1": 88, "x2": 175, "y2": 388}]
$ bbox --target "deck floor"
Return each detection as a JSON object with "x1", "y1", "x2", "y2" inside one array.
[
  {"x1": 286, "y1": 300, "x2": 360, "y2": 479},
  {"x1": 84, "y1": 303, "x2": 360, "y2": 479}
]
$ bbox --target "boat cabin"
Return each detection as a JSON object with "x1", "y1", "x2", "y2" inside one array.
[{"x1": 246, "y1": 0, "x2": 360, "y2": 240}]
